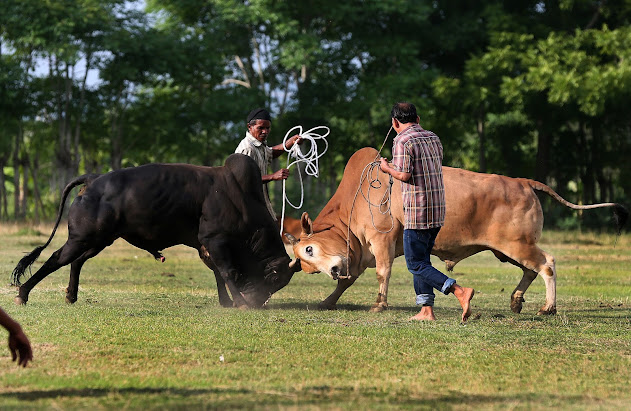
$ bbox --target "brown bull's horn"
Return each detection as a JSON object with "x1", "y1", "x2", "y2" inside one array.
[
  {"x1": 289, "y1": 258, "x2": 302, "y2": 272},
  {"x1": 285, "y1": 233, "x2": 299, "y2": 245}
]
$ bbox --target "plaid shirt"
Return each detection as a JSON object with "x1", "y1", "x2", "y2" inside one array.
[{"x1": 391, "y1": 124, "x2": 446, "y2": 230}]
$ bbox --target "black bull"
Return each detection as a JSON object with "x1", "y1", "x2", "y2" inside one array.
[{"x1": 12, "y1": 154, "x2": 300, "y2": 307}]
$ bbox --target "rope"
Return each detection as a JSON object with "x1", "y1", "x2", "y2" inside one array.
[{"x1": 279, "y1": 125, "x2": 330, "y2": 236}]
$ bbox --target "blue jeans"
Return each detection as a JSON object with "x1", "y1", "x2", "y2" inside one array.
[{"x1": 403, "y1": 228, "x2": 455, "y2": 306}]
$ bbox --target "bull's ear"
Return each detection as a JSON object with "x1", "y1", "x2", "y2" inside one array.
[
  {"x1": 284, "y1": 233, "x2": 299, "y2": 245},
  {"x1": 300, "y1": 212, "x2": 313, "y2": 235}
]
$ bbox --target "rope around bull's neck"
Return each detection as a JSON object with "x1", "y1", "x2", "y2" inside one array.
[{"x1": 279, "y1": 125, "x2": 330, "y2": 237}]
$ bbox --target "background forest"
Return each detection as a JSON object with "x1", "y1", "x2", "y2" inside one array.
[{"x1": 1, "y1": 0, "x2": 630, "y2": 229}]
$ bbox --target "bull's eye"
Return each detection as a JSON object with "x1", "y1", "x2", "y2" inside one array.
[{"x1": 305, "y1": 246, "x2": 313, "y2": 256}]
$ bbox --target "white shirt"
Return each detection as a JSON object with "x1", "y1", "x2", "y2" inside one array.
[{"x1": 235, "y1": 132, "x2": 277, "y2": 219}]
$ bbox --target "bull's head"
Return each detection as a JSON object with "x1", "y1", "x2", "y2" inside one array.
[
  {"x1": 286, "y1": 212, "x2": 351, "y2": 280},
  {"x1": 234, "y1": 226, "x2": 302, "y2": 307}
]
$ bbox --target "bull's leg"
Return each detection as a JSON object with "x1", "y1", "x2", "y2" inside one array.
[
  {"x1": 502, "y1": 246, "x2": 557, "y2": 315},
  {"x1": 536, "y1": 251, "x2": 557, "y2": 315},
  {"x1": 198, "y1": 246, "x2": 235, "y2": 308},
  {"x1": 510, "y1": 269, "x2": 537, "y2": 313},
  {"x1": 16, "y1": 242, "x2": 89, "y2": 305},
  {"x1": 65, "y1": 246, "x2": 107, "y2": 304},
  {"x1": 213, "y1": 272, "x2": 234, "y2": 308},
  {"x1": 198, "y1": 241, "x2": 249, "y2": 308},
  {"x1": 370, "y1": 241, "x2": 396, "y2": 313},
  {"x1": 319, "y1": 277, "x2": 357, "y2": 310}
]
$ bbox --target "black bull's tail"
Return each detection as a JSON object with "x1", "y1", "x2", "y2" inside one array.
[
  {"x1": 11, "y1": 173, "x2": 101, "y2": 286},
  {"x1": 525, "y1": 179, "x2": 629, "y2": 234}
]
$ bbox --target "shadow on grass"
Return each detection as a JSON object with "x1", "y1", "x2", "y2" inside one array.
[
  {"x1": 269, "y1": 300, "x2": 422, "y2": 313},
  {"x1": 0, "y1": 386, "x2": 605, "y2": 408}
]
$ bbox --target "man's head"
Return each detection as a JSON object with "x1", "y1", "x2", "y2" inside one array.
[
  {"x1": 247, "y1": 108, "x2": 272, "y2": 143},
  {"x1": 391, "y1": 102, "x2": 419, "y2": 132}
]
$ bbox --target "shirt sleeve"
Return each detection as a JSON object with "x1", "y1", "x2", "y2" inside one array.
[
  {"x1": 391, "y1": 140, "x2": 412, "y2": 173},
  {"x1": 235, "y1": 141, "x2": 252, "y2": 156}
]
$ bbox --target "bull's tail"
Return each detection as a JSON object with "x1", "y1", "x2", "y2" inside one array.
[
  {"x1": 11, "y1": 173, "x2": 101, "y2": 286},
  {"x1": 525, "y1": 179, "x2": 629, "y2": 234}
]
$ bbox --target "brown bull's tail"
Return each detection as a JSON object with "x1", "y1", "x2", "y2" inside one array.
[
  {"x1": 11, "y1": 173, "x2": 101, "y2": 286},
  {"x1": 525, "y1": 179, "x2": 629, "y2": 234}
]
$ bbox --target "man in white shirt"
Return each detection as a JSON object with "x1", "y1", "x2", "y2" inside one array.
[{"x1": 235, "y1": 108, "x2": 302, "y2": 219}]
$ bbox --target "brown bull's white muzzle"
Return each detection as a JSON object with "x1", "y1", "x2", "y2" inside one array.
[{"x1": 327, "y1": 257, "x2": 349, "y2": 280}]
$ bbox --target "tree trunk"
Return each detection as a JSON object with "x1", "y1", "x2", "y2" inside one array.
[
  {"x1": 534, "y1": 120, "x2": 551, "y2": 184},
  {"x1": 29, "y1": 153, "x2": 46, "y2": 222},
  {"x1": 0, "y1": 154, "x2": 7, "y2": 220},
  {"x1": 477, "y1": 114, "x2": 486, "y2": 173},
  {"x1": 579, "y1": 123, "x2": 595, "y2": 205},
  {"x1": 13, "y1": 124, "x2": 22, "y2": 220},
  {"x1": 20, "y1": 152, "x2": 29, "y2": 219}
]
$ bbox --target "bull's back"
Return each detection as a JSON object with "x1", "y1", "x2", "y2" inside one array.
[
  {"x1": 439, "y1": 167, "x2": 543, "y2": 248},
  {"x1": 342, "y1": 148, "x2": 543, "y2": 249},
  {"x1": 71, "y1": 164, "x2": 216, "y2": 247}
]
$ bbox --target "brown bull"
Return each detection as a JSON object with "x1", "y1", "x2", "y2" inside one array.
[{"x1": 288, "y1": 147, "x2": 628, "y2": 315}]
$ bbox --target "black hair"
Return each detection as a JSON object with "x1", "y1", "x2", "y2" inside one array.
[{"x1": 391, "y1": 102, "x2": 418, "y2": 124}]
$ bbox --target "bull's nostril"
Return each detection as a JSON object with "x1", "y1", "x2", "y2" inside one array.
[{"x1": 331, "y1": 266, "x2": 340, "y2": 275}]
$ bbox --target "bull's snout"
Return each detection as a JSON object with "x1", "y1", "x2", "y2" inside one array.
[{"x1": 330, "y1": 265, "x2": 342, "y2": 280}]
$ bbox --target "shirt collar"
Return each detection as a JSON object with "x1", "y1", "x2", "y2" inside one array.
[{"x1": 395, "y1": 124, "x2": 422, "y2": 141}]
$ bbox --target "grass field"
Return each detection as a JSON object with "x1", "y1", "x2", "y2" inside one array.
[{"x1": 0, "y1": 224, "x2": 629, "y2": 410}]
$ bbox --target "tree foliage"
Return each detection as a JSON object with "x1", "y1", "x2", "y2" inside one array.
[{"x1": 0, "y1": 0, "x2": 629, "y2": 227}]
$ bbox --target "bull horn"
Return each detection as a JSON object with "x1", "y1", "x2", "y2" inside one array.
[
  {"x1": 289, "y1": 258, "x2": 302, "y2": 273},
  {"x1": 284, "y1": 233, "x2": 299, "y2": 245}
]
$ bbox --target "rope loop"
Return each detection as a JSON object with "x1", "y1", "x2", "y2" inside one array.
[{"x1": 280, "y1": 125, "x2": 330, "y2": 236}]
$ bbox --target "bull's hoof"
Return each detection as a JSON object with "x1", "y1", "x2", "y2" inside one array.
[
  {"x1": 14, "y1": 296, "x2": 26, "y2": 305},
  {"x1": 369, "y1": 303, "x2": 388, "y2": 313},
  {"x1": 537, "y1": 307, "x2": 557, "y2": 315},
  {"x1": 510, "y1": 295, "x2": 525, "y2": 313},
  {"x1": 219, "y1": 299, "x2": 234, "y2": 308},
  {"x1": 318, "y1": 301, "x2": 337, "y2": 311},
  {"x1": 510, "y1": 300, "x2": 523, "y2": 313}
]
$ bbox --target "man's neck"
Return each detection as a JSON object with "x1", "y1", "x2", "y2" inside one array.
[{"x1": 395, "y1": 122, "x2": 417, "y2": 134}]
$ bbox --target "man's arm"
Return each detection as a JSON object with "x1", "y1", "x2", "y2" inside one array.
[
  {"x1": 379, "y1": 158, "x2": 411, "y2": 182},
  {"x1": 0, "y1": 308, "x2": 32, "y2": 367},
  {"x1": 262, "y1": 169, "x2": 289, "y2": 182},
  {"x1": 270, "y1": 135, "x2": 303, "y2": 158}
]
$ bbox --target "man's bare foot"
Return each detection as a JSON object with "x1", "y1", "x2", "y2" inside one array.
[
  {"x1": 452, "y1": 286, "x2": 475, "y2": 322},
  {"x1": 409, "y1": 306, "x2": 436, "y2": 321}
]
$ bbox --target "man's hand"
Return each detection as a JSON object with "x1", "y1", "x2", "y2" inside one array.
[
  {"x1": 285, "y1": 135, "x2": 303, "y2": 149},
  {"x1": 379, "y1": 157, "x2": 389, "y2": 171},
  {"x1": 8, "y1": 327, "x2": 32, "y2": 367},
  {"x1": 379, "y1": 157, "x2": 411, "y2": 182},
  {"x1": 271, "y1": 168, "x2": 290, "y2": 180}
]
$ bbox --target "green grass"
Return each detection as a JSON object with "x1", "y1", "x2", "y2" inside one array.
[{"x1": 0, "y1": 224, "x2": 630, "y2": 409}]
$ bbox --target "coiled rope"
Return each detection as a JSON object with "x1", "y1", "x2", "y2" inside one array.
[{"x1": 279, "y1": 125, "x2": 330, "y2": 236}]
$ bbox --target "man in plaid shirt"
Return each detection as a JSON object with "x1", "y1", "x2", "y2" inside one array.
[{"x1": 380, "y1": 102, "x2": 474, "y2": 322}]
